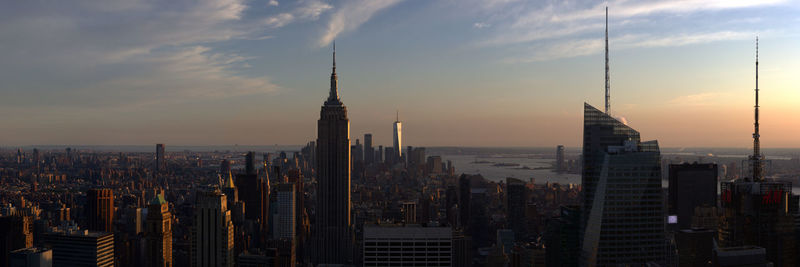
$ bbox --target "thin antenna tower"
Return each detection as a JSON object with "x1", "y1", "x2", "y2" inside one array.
[
  {"x1": 604, "y1": 6, "x2": 610, "y2": 114},
  {"x1": 752, "y1": 37, "x2": 762, "y2": 181}
]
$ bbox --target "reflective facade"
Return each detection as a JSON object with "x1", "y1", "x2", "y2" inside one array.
[{"x1": 580, "y1": 103, "x2": 665, "y2": 266}]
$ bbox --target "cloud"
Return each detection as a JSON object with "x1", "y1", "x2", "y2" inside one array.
[
  {"x1": 0, "y1": 0, "x2": 278, "y2": 108},
  {"x1": 318, "y1": 0, "x2": 404, "y2": 47},
  {"x1": 505, "y1": 31, "x2": 755, "y2": 63},
  {"x1": 265, "y1": 13, "x2": 296, "y2": 28},
  {"x1": 473, "y1": 22, "x2": 491, "y2": 29},
  {"x1": 263, "y1": 0, "x2": 332, "y2": 29},
  {"x1": 668, "y1": 92, "x2": 730, "y2": 106},
  {"x1": 462, "y1": 0, "x2": 788, "y2": 61},
  {"x1": 268, "y1": 0, "x2": 279, "y2": 6}
]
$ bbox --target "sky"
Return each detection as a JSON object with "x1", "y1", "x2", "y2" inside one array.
[{"x1": 1, "y1": 0, "x2": 799, "y2": 148}]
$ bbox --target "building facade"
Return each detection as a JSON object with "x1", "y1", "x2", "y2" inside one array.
[
  {"x1": 86, "y1": 188, "x2": 114, "y2": 233},
  {"x1": 362, "y1": 225, "x2": 452, "y2": 267},
  {"x1": 146, "y1": 194, "x2": 173, "y2": 267},
  {"x1": 580, "y1": 103, "x2": 666, "y2": 266},
  {"x1": 192, "y1": 189, "x2": 234, "y2": 267},
  {"x1": 313, "y1": 45, "x2": 354, "y2": 264}
]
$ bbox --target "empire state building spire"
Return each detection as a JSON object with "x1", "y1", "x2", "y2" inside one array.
[{"x1": 327, "y1": 41, "x2": 341, "y2": 105}]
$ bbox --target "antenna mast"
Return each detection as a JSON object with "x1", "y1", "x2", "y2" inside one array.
[
  {"x1": 604, "y1": 7, "x2": 611, "y2": 114},
  {"x1": 752, "y1": 37, "x2": 762, "y2": 181}
]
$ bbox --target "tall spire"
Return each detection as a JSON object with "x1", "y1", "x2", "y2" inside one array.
[
  {"x1": 327, "y1": 41, "x2": 341, "y2": 105},
  {"x1": 396, "y1": 110, "x2": 399, "y2": 122},
  {"x1": 604, "y1": 6, "x2": 611, "y2": 114},
  {"x1": 751, "y1": 36, "x2": 762, "y2": 181}
]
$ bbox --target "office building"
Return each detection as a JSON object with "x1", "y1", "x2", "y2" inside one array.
[
  {"x1": 41, "y1": 229, "x2": 114, "y2": 267},
  {"x1": 427, "y1": 156, "x2": 442, "y2": 175},
  {"x1": 86, "y1": 188, "x2": 114, "y2": 233},
  {"x1": 313, "y1": 45, "x2": 354, "y2": 264},
  {"x1": 675, "y1": 228, "x2": 714, "y2": 267},
  {"x1": 580, "y1": 103, "x2": 666, "y2": 266},
  {"x1": 556, "y1": 145, "x2": 565, "y2": 172},
  {"x1": 506, "y1": 178, "x2": 527, "y2": 238},
  {"x1": 155, "y1": 144, "x2": 165, "y2": 173},
  {"x1": 245, "y1": 151, "x2": 256, "y2": 175},
  {"x1": 392, "y1": 112, "x2": 402, "y2": 161},
  {"x1": 146, "y1": 194, "x2": 173, "y2": 267},
  {"x1": 668, "y1": 163, "x2": 717, "y2": 229},
  {"x1": 362, "y1": 225, "x2": 452, "y2": 266},
  {"x1": 235, "y1": 173, "x2": 269, "y2": 234},
  {"x1": 458, "y1": 175, "x2": 471, "y2": 229},
  {"x1": 713, "y1": 246, "x2": 773, "y2": 267},
  {"x1": 275, "y1": 183, "x2": 296, "y2": 239},
  {"x1": 9, "y1": 247, "x2": 52, "y2": 267},
  {"x1": 544, "y1": 205, "x2": 581, "y2": 267},
  {"x1": 192, "y1": 189, "x2": 234, "y2": 267},
  {"x1": 400, "y1": 202, "x2": 416, "y2": 224},
  {"x1": 1, "y1": 215, "x2": 34, "y2": 267},
  {"x1": 363, "y1": 133, "x2": 374, "y2": 165}
]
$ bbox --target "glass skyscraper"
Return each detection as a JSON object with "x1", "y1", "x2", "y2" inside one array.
[{"x1": 580, "y1": 103, "x2": 666, "y2": 266}]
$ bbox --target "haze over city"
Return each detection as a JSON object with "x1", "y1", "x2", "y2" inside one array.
[{"x1": 2, "y1": 0, "x2": 799, "y2": 147}]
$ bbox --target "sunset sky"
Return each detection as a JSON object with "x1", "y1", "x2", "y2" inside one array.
[{"x1": 1, "y1": 0, "x2": 799, "y2": 148}]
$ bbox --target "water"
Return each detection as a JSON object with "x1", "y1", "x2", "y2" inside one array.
[{"x1": 439, "y1": 154, "x2": 581, "y2": 185}]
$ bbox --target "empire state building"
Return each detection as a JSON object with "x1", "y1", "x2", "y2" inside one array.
[{"x1": 313, "y1": 44, "x2": 354, "y2": 264}]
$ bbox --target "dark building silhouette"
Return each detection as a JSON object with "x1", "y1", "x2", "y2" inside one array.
[
  {"x1": 235, "y1": 173, "x2": 269, "y2": 236},
  {"x1": 580, "y1": 103, "x2": 666, "y2": 266},
  {"x1": 245, "y1": 151, "x2": 256, "y2": 175},
  {"x1": 42, "y1": 230, "x2": 114, "y2": 267},
  {"x1": 0, "y1": 215, "x2": 34, "y2": 267},
  {"x1": 192, "y1": 189, "x2": 234, "y2": 267},
  {"x1": 155, "y1": 144, "x2": 165, "y2": 173},
  {"x1": 146, "y1": 194, "x2": 173, "y2": 267},
  {"x1": 668, "y1": 163, "x2": 717, "y2": 229},
  {"x1": 313, "y1": 44, "x2": 354, "y2": 264},
  {"x1": 506, "y1": 178, "x2": 528, "y2": 238},
  {"x1": 86, "y1": 188, "x2": 114, "y2": 233},
  {"x1": 556, "y1": 145, "x2": 565, "y2": 172},
  {"x1": 364, "y1": 133, "x2": 374, "y2": 165},
  {"x1": 544, "y1": 205, "x2": 580, "y2": 267},
  {"x1": 675, "y1": 228, "x2": 714, "y2": 267},
  {"x1": 458, "y1": 175, "x2": 471, "y2": 229}
]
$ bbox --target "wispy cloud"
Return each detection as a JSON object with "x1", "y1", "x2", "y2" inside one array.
[
  {"x1": 505, "y1": 31, "x2": 756, "y2": 63},
  {"x1": 464, "y1": 0, "x2": 789, "y2": 62},
  {"x1": 0, "y1": 0, "x2": 278, "y2": 107},
  {"x1": 263, "y1": 0, "x2": 332, "y2": 29},
  {"x1": 318, "y1": 0, "x2": 404, "y2": 47},
  {"x1": 473, "y1": 22, "x2": 490, "y2": 29},
  {"x1": 669, "y1": 92, "x2": 730, "y2": 106}
]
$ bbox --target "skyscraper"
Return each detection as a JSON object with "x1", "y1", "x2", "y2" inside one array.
[
  {"x1": 313, "y1": 43, "x2": 354, "y2": 264},
  {"x1": 146, "y1": 194, "x2": 173, "y2": 267},
  {"x1": 275, "y1": 183, "x2": 296, "y2": 239},
  {"x1": 718, "y1": 38, "x2": 796, "y2": 267},
  {"x1": 0, "y1": 215, "x2": 34, "y2": 267},
  {"x1": 556, "y1": 145, "x2": 565, "y2": 172},
  {"x1": 245, "y1": 151, "x2": 256, "y2": 175},
  {"x1": 192, "y1": 189, "x2": 234, "y2": 267},
  {"x1": 42, "y1": 230, "x2": 114, "y2": 267},
  {"x1": 668, "y1": 163, "x2": 717, "y2": 230},
  {"x1": 393, "y1": 111, "x2": 402, "y2": 161},
  {"x1": 235, "y1": 172, "x2": 269, "y2": 236},
  {"x1": 155, "y1": 144, "x2": 165, "y2": 174},
  {"x1": 580, "y1": 103, "x2": 666, "y2": 266},
  {"x1": 506, "y1": 178, "x2": 527, "y2": 238},
  {"x1": 364, "y1": 133, "x2": 374, "y2": 165},
  {"x1": 86, "y1": 188, "x2": 114, "y2": 233}
]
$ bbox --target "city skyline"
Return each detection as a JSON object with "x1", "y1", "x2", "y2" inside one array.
[{"x1": 2, "y1": 0, "x2": 800, "y2": 147}]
